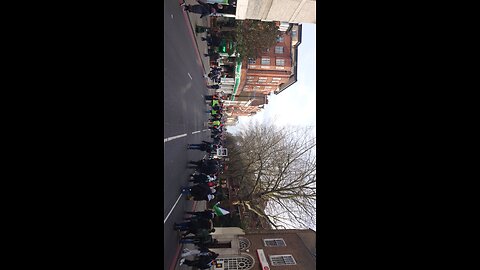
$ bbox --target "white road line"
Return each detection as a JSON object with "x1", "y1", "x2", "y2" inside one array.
[
  {"x1": 164, "y1": 133, "x2": 187, "y2": 143},
  {"x1": 187, "y1": 73, "x2": 193, "y2": 80},
  {"x1": 164, "y1": 193, "x2": 183, "y2": 223},
  {"x1": 171, "y1": 14, "x2": 174, "y2": 19},
  {"x1": 203, "y1": 129, "x2": 209, "y2": 132},
  {"x1": 192, "y1": 130, "x2": 201, "y2": 134}
]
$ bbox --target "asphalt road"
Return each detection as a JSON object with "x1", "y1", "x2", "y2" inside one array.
[{"x1": 164, "y1": 1, "x2": 212, "y2": 269}]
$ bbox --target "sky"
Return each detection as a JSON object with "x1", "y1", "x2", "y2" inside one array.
[
  {"x1": 227, "y1": 24, "x2": 316, "y2": 230},
  {"x1": 227, "y1": 23, "x2": 316, "y2": 136}
]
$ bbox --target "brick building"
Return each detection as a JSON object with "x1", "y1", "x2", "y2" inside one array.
[
  {"x1": 210, "y1": 228, "x2": 316, "y2": 270},
  {"x1": 225, "y1": 23, "x2": 302, "y2": 120},
  {"x1": 237, "y1": 23, "x2": 295, "y2": 96}
]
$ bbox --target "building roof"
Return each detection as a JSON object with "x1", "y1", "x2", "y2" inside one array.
[{"x1": 274, "y1": 24, "x2": 303, "y2": 95}]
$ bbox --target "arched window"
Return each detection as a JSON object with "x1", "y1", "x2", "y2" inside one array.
[
  {"x1": 216, "y1": 254, "x2": 255, "y2": 270},
  {"x1": 238, "y1": 237, "x2": 251, "y2": 251}
]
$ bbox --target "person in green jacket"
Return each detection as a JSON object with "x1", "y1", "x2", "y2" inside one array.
[{"x1": 210, "y1": 120, "x2": 220, "y2": 126}]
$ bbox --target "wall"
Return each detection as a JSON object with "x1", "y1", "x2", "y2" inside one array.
[
  {"x1": 241, "y1": 230, "x2": 316, "y2": 270},
  {"x1": 241, "y1": 30, "x2": 293, "y2": 95},
  {"x1": 236, "y1": 0, "x2": 316, "y2": 24}
]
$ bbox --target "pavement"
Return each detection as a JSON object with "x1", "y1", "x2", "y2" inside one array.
[
  {"x1": 164, "y1": 1, "x2": 215, "y2": 269},
  {"x1": 182, "y1": 0, "x2": 212, "y2": 75},
  {"x1": 175, "y1": 201, "x2": 207, "y2": 270}
]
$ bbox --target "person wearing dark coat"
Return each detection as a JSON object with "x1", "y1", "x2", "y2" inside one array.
[
  {"x1": 184, "y1": 213, "x2": 215, "y2": 223},
  {"x1": 210, "y1": 104, "x2": 221, "y2": 111},
  {"x1": 207, "y1": 84, "x2": 221, "y2": 90},
  {"x1": 197, "y1": 160, "x2": 220, "y2": 175},
  {"x1": 211, "y1": 128, "x2": 223, "y2": 135},
  {"x1": 212, "y1": 137, "x2": 222, "y2": 145},
  {"x1": 211, "y1": 114, "x2": 222, "y2": 121},
  {"x1": 180, "y1": 247, "x2": 217, "y2": 258},
  {"x1": 187, "y1": 143, "x2": 209, "y2": 151},
  {"x1": 189, "y1": 173, "x2": 210, "y2": 184},
  {"x1": 181, "y1": 183, "x2": 214, "y2": 199},
  {"x1": 202, "y1": 35, "x2": 221, "y2": 46},
  {"x1": 181, "y1": 1, "x2": 222, "y2": 18},
  {"x1": 185, "y1": 209, "x2": 216, "y2": 219},
  {"x1": 187, "y1": 141, "x2": 217, "y2": 153},
  {"x1": 174, "y1": 218, "x2": 212, "y2": 232},
  {"x1": 188, "y1": 158, "x2": 219, "y2": 171},
  {"x1": 204, "y1": 94, "x2": 219, "y2": 101},
  {"x1": 180, "y1": 228, "x2": 215, "y2": 240},
  {"x1": 180, "y1": 254, "x2": 218, "y2": 269}
]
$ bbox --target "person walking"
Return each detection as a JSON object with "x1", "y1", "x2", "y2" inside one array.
[
  {"x1": 179, "y1": 255, "x2": 218, "y2": 269},
  {"x1": 189, "y1": 173, "x2": 210, "y2": 184},
  {"x1": 207, "y1": 84, "x2": 221, "y2": 90},
  {"x1": 181, "y1": 183, "x2": 213, "y2": 198},
  {"x1": 195, "y1": 161, "x2": 220, "y2": 176},
  {"x1": 180, "y1": 228, "x2": 215, "y2": 241},
  {"x1": 180, "y1": 1, "x2": 223, "y2": 18},
  {"x1": 187, "y1": 143, "x2": 209, "y2": 151},
  {"x1": 185, "y1": 209, "x2": 216, "y2": 220},
  {"x1": 210, "y1": 120, "x2": 221, "y2": 127},
  {"x1": 174, "y1": 218, "x2": 212, "y2": 232},
  {"x1": 181, "y1": 247, "x2": 217, "y2": 258}
]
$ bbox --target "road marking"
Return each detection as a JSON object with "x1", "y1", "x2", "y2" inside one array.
[
  {"x1": 171, "y1": 14, "x2": 174, "y2": 19},
  {"x1": 179, "y1": 4, "x2": 206, "y2": 75},
  {"x1": 187, "y1": 73, "x2": 193, "y2": 80},
  {"x1": 192, "y1": 130, "x2": 201, "y2": 134},
  {"x1": 164, "y1": 193, "x2": 183, "y2": 223},
  {"x1": 167, "y1": 198, "x2": 197, "y2": 270},
  {"x1": 164, "y1": 133, "x2": 187, "y2": 143},
  {"x1": 203, "y1": 129, "x2": 209, "y2": 132}
]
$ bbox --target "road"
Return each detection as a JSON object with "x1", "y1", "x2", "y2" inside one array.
[{"x1": 164, "y1": 1, "x2": 211, "y2": 269}]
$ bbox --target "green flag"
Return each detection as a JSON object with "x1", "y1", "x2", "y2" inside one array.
[{"x1": 213, "y1": 204, "x2": 230, "y2": 216}]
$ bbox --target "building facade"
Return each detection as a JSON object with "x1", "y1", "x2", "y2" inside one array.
[
  {"x1": 226, "y1": 23, "x2": 301, "y2": 120},
  {"x1": 210, "y1": 228, "x2": 316, "y2": 270},
  {"x1": 235, "y1": 0, "x2": 316, "y2": 24},
  {"x1": 240, "y1": 31, "x2": 293, "y2": 96}
]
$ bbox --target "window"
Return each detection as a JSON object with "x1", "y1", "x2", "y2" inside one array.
[
  {"x1": 209, "y1": 241, "x2": 232, "y2": 249},
  {"x1": 263, "y1": 238, "x2": 286, "y2": 247},
  {"x1": 262, "y1": 48, "x2": 270, "y2": 53},
  {"x1": 216, "y1": 255, "x2": 255, "y2": 270},
  {"x1": 272, "y1": 77, "x2": 281, "y2": 81},
  {"x1": 258, "y1": 77, "x2": 267, "y2": 83},
  {"x1": 276, "y1": 58, "x2": 285, "y2": 66},
  {"x1": 275, "y1": 46, "x2": 284, "y2": 54},
  {"x1": 269, "y1": 255, "x2": 296, "y2": 266},
  {"x1": 276, "y1": 36, "x2": 284, "y2": 43},
  {"x1": 291, "y1": 30, "x2": 297, "y2": 37},
  {"x1": 248, "y1": 58, "x2": 256, "y2": 64},
  {"x1": 239, "y1": 237, "x2": 251, "y2": 251},
  {"x1": 261, "y1": 58, "x2": 270, "y2": 65},
  {"x1": 247, "y1": 76, "x2": 255, "y2": 80}
]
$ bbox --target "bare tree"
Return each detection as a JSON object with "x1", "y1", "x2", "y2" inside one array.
[{"x1": 225, "y1": 121, "x2": 316, "y2": 229}]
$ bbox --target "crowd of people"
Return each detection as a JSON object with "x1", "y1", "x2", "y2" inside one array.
[
  {"x1": 174, "y1": 92, "x2": 229, "y2": 268},
  {"x1": 174, "y1": 209, "x2": 220, "y2": 268}
]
